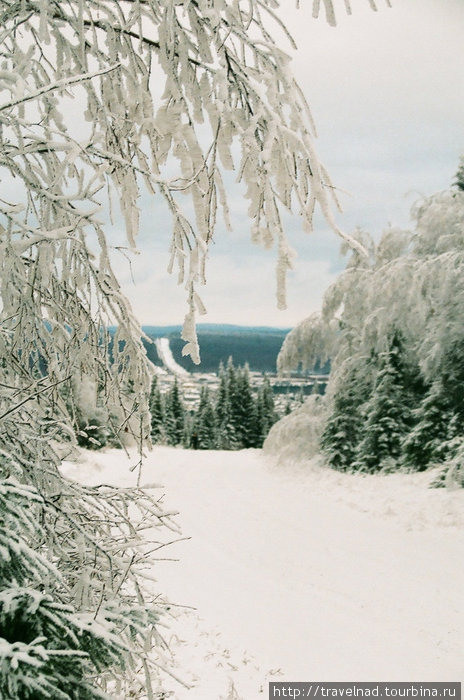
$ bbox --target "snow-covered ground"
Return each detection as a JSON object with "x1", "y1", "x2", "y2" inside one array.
[{"x1": 61, "y1": 448, "x2": 464, "y2": 698}]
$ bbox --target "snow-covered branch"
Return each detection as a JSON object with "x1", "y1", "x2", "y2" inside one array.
[{"x1": 0, "y1": 64, "x2": 121, "y2": 112}]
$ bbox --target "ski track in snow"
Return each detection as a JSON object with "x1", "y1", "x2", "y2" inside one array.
[
  {"x1": 156, "y1": 337, "x2": 190, "y2": 377},
  {"x1": 62, "y1": 448, "x2": 464, "y2": 698}
]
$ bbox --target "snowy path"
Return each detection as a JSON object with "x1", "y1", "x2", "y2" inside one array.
[{"x1": 63, "y1": 448, "x2": 464, "y2": 698}]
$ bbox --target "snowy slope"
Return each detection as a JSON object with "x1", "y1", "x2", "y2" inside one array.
[
  {"x1": 61, "y1": 448, "x2": 464, "y2": 698},
  {"x1": 156, "y1": 337, "x2": 190, "y2": 377}
]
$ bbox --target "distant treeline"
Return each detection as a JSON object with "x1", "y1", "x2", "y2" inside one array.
[{"x1": 140, "y1": 326, "x2": 330, "y2": 374}]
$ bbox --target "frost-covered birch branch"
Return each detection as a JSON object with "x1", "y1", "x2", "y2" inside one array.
[
  {"x1": 0, "y1": 64, "x2": 121, "y2": 112},
  {"x1": 0, "y1": 0, "x2": 378, "y2": 372}
]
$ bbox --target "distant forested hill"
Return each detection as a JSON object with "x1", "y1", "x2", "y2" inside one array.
[
  {"x1": 142, "y1": 325, "x2": 290, "y2": 373},
  {"x1": 109, "y1": 325, "x2": 329, "y2": 374}
]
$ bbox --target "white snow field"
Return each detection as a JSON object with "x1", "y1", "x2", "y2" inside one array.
[{"x1": 61, "y1": 448, "x2": 464, "y2": 698}]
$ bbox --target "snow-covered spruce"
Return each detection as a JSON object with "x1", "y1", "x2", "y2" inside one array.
[
  {"x1": 0, "y1": 478, "x2": 125, "y2": 700},
  {"x1": 0, "y1": 414, "x2": 178, "y2": 697},
  {"x1": 276, "y1": 174, "x2": 464, "y2": 484}
]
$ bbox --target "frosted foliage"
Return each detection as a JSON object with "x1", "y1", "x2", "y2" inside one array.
[
  {"x1": 0, "y1": 416, "x2": 180, "y2": 696},
  {"x1": 276, "y1": 187, "x2": 464, "y2": 480},
  {"x1": 277, "y1": 230, "x2": 375, "y2": 376},
  {"x1": 0, "y1": 0, "x2": 375, "y2": 378},
  {"x1": 409, "y1": 195, "x2": 464, "y2": 379},
  {"x1": 0, "y1": 481, "x2": 126, "y2": 700},
  {"x1": 279, "y1": 191, "x2": 464, "y2": 388},
  {"x1": 263, "y1": 396, "x2": 327, "y2": 462},
  {"x1": 311, "y1": 0, "x2": 392, "y2": 27},
  {"x1": 277, "y1": 312, "x2": 337, "y2": 374}
]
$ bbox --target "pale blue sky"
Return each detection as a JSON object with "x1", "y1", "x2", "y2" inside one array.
[{"x1": 118, "y1": 0, "x2": 464, "y2": 328}]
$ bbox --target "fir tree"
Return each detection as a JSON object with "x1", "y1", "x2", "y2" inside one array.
[
  {"x1": 215, "y1": 357, "x2": 239, "y2": 450},
  {"x1": 149, "y1": 376, "x2": 165, "y2": 444},
  {"x1": 164, "y1": 379, "x2": 185, "y2": 446},
  {"x1": 214, "y1": 364, "x2": 278, "y2": 450},
  {"x1": 401, "y1": 381, "x2": 453, "y2": 471},
  {"x1": 321, "y1": 388, "x2": 363, "y2": 472},
  {"x1": 430, "y1": 436, "x2": 464, "y2": 489},
  {"x1": 215, "y1": 364, "x2": 238, "y2": 450},
  {"x1": 454, "y1": 155, "x2": 464, "y2": 192},
  {"x1": 254, "y1": 376, "x2": 278, "y2": 447},
  {"x1": 225, "y1": 357, "x2": 237, "y2": 403},
  {"x1": 438, "y1": 339, "x2": 464, "y2": 425},
  {"x1": 321, "y1": 362, "x2": 371, "y2": 472},
  {"x1": 193, "y1": 387, "x2": 217, "y2": 449},
  {"x1": 232, "y1": 365, "x2": 257, "y2": 448},
  {"x1": 250, "y1": 397, "x2": 264, "y2": 449},
  {"x1": 214, "y1": 369, "x2": 228, "y2": 450},
  {"x1": 260, "y1": 376, "x2": 278, "y2": 433},
  {"x1": 182, "y1": 411, "x2": 194, "y2": 449},
  {"x1": 354, "y1": 338, "x2": 413, "y2": 473},
  {"x1": 402, "y1": 338, "x2": 464, "y2": 471},
  {"x1": 0, "y1": 478, "x2": 125, "y2": 700}
]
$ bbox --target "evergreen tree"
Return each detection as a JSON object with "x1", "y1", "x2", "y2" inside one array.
[
  {"x1": 225, "y1": 357, "x2": 237, "y2": 402},
  {"x1": 438, "y1": 339, "x2": 464, "y2": 425},
  {"x1": 260, "y1": 376, "x2": 278, "y2": 434},
  {"x1": 183, "y1": 412, "x2": 194, "y2": 449},
  {"x1": 232, "y1": 365, "x2": 257, "y2": 448},
  {"x1": 321, "y1": 362, "x2": 371, "y2": 472},
  {"x1": 215, "y1": 363, "x2": 229, "y2": 437},
  {"x1": 402, "y1": 338, "x2": 464, "y2": 472},
  {"x1": 401, "y1": 381, "x2": 453, "y2": 471},
  {"x1": 149, "y1": 376, "x2": 165, "y2": 444},
  {"x1": 253, "y1": 376, "x2": 278, "y2": 447},
  {"x1": 250, "y1": 397, "x2": 264, "y2": 449},
  {"x1": 430, "y1": 436, "x2": 464, "y2": 489},
  {"x1": 0, "y1": 478, "x2": 125, "y2": 700},
  {"x1": 193, "y1": 387, "x2": 217, "y2": 449},
  {"x1": 354, "y1": 338, "x2": 413, "y2": 473},
  {"x1": 454, "y1": 155, "x2": 464, "y2": 191},
  {"x1": 215, "y1": 363, "x2": 238, "y2": 450},
  {"x1": 321, "y1": 388, "x2": 363, "y2": 472},
  {"x1": 164, "y1": 379, "x2": 185, "y2": 446}
]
